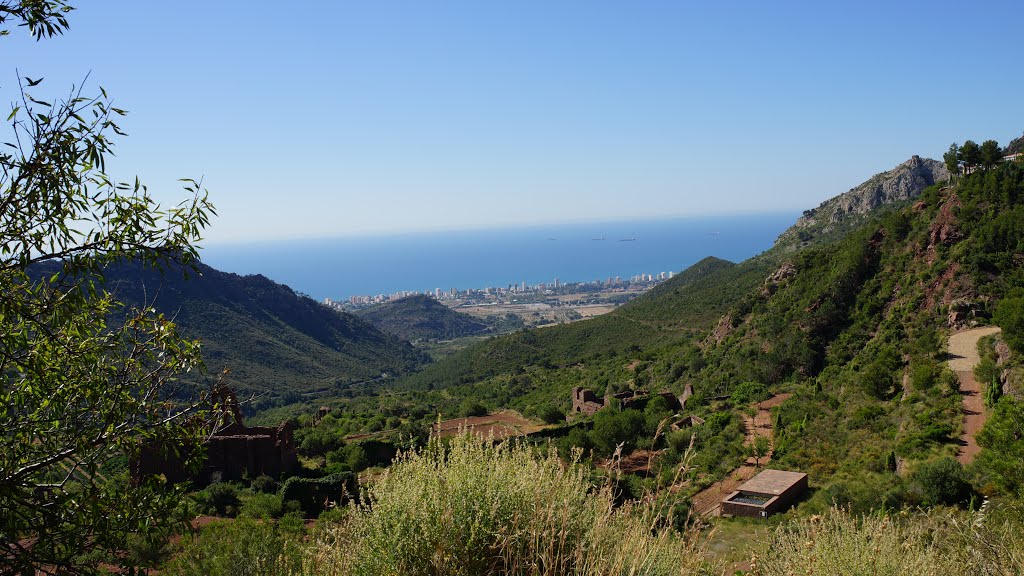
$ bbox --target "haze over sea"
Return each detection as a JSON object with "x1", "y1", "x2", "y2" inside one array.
[{"x1": 201, "y1": 213, "x2": 799, "y2": 301}]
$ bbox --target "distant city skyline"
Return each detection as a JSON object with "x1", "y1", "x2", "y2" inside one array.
[
  {"x1": 9, "y1": 1, "x2": 1023, "y2": 242},
  {"x1": 331, "y1": 269, "x2": 673, "y2": 306}
]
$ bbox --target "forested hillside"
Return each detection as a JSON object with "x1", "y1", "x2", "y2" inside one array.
[
  {"x1": 399, "y1": 255, "x2": 753, "y2": 393},
  {"x1": 48, "y1": 261, "x2": 428, "y2": 401},
  {"x1": 355, "y1": 294, "x2": 489, "y2": 341}
]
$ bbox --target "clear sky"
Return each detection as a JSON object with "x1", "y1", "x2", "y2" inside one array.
[{"x1": 8, "y1": 1, "x2": 1023, "y2": 243}]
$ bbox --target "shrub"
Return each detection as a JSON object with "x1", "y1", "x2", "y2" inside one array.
[
  {"x1": 250, "y1": 474, "x2": 279, "y2": 494},
  {"x1": 298, "y1": 426, "x2": 346, "y2": 456},
  {"x1": 279, "y1": 472, "x2": 357, "y2": 518},
  {"x1": 238, "y1": 492, "x2": 297, "y2": 520},
  {"x1": 940, "y1": 368, "x2": 960, "y2": 394},
  {"x1": 910, "y1": 457, "x2": 972, "y2": 507},
  {"x1": 309, "y1": 433, "x2": 713, "y2": 575},
  {"x1": 849, "y1": 405, "x2": 885, "y2": 429},
  {"x1": 591, "y1": 408, "x2": 646, "y2": 455},
  {"x1": 459, "y1": 398, "x2": 488, "y2": 417},
  {"x1": 731, "y1": 381, "x2": 769, "y2": 405},
  {"x1": 861, "y1": 361, "x2": 896, "y2": 399},
  {"x1": 196, "y1": 482, "x2": 241, "y2": 517},
  {"x1": 537, "y1": 403, "x2": 567, "y2": 424},
  {"x1": 161, "y1": 518, "x2": 304, "y2": 576},
  {"x1": 345, "y1": 446, "x2": 369, "y2": 471},
  {"x1": 910, "y1": 359, "x2": 937, "y2": 390},
  {"x1": 974, "y1": 398, "x2": 1024, "y2": 497},
  {"x1": 993, "y1": 296, "x2": 1024, "y2": 353}
]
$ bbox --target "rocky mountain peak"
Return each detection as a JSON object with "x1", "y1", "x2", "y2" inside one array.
[{"x1": 775, "y1": 155, "x2": 949, "y2": 249}]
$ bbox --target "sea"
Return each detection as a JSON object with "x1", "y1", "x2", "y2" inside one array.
[{"x1": 200, "y1": 213, "x2": 799, "y2": 302}]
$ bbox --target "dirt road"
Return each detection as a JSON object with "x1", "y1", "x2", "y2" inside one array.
[{"x1": 947, "y1": 326, "x2": 1001, "y2": 465}]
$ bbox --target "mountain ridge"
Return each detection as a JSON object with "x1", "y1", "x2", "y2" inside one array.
[{"x1": 48, "y1": 260, "x2": 429, "y2": 401}]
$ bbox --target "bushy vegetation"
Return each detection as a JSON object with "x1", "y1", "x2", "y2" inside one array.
[
  {"x1": 162, "y1": 517, "x2": 307, "y2": 576},
  {"x1": 975, "y1": 397, "x2": 1024, "y2": 497},
  {"x1": 166, "y1": 433, "x2": 715, "y2": 575}
]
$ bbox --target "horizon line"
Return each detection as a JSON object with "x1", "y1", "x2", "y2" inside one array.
[{"x1": 201, "y1": 209, "x2": 801, "y2": 248}]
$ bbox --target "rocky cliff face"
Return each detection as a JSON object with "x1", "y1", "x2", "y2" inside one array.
[
  {"x1": 776, "y1": 155, "x2": 949, "y2": 248},
  {"x1": 1006, "y1": 133, "x2": 1024, "y2": 156}
]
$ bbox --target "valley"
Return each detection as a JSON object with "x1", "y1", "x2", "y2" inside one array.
[{"x1": 8, "y1": 2, "x2": 1024, "y2": 573}]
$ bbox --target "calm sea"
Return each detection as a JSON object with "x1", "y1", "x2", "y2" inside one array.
[{"x1": 200, "y1": 213, "x2": 799, "y2": 301}]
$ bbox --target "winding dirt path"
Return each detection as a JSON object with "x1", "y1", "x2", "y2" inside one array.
[
  {"x1": 948, "y1": 326, "x2": 1001, "y2": 465},
  {"x1": 691, "y1": 393, "x2": 791, "y2": 517}
]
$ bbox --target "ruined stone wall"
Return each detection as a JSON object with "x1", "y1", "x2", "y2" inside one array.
[
  {"x1": 571, "y1": 387, "x2": 603, "y2": 416},
  {"x1": 133, "y1": 405, "x2": 298, "y2": 485}
]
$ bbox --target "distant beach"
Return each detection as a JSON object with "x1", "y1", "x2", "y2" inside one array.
[{"x1": 201, "y1": 213, "x2": 798, "y2": 301}]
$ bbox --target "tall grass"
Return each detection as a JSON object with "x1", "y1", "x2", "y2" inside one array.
[
  {"x1": 748, "y1": 504, "x2": 1024, "y2": 576},
  {"x1": 307, "y1": 432, "x2": 714, "y2": 576}
]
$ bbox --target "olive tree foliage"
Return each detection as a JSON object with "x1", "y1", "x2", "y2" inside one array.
[{"x1": 1, "y1": 2, "x2": 217, "y2": 573}]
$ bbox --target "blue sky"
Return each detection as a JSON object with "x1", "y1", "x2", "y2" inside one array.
[{"x1": 8, "y1": 1, "x2": 1023, "y2": 243}]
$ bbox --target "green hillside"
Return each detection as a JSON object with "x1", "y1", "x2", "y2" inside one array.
[
  {"x1": 398, "y1": 255, "x2": 754, "y2": 393},
  {"x1": 372, "y1": 150, "x2": 1024, "y2": 510},
  {"x1": 355, "y1": 294, "x2": 489, "y2": 341},
  {"x1": 97, "y1": 261, "x2": 427, "y2": 401}
]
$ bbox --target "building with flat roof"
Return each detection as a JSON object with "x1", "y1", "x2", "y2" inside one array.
[{"x1": 721, "y1": 469, "x2": 808, "y2": 518}]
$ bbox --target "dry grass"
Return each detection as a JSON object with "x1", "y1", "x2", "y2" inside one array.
[
  {"x1": 305, "y1": 432, "x2": 715, "y2": 576},
  {"x1": 748, "y1": 503, "x2": 1024, "y2": 576}
]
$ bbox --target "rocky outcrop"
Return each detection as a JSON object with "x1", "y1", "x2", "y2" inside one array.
[
  {"x1": 762, "y1": 262, "x2": 796, "y2": 296},
  {"x1": 711, "y1": 314, "x2": 734, "y2": 344},
  {"x1": 947, "y1": 299, "x2": 983, "y2": 330},
  {"x1": 1006, "y1": 132, "x2": 1024, "y2": 156},
  {"x1": 777, "y1": 156, "x2": 950, "y2": 248},
  {"x1": 929, "y1": 197, "x2": 962, "y2": 247}
]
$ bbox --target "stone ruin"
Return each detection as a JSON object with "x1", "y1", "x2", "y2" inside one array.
[
  {"x1": 132, "y1": 388, "x2": 298, "y2": 485},
  {"x1": 671, "y1": 414, "x2": 705, "y2": 431},
  {"x1": 571, "y1": 387, "x2": 604, "y2": 416},
  {"x1": 311, "y1": 405, "x2": 333, "y2": 426},
  {"x1": 570, "y1": 387, "x2": 687, "y2": 418}
]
